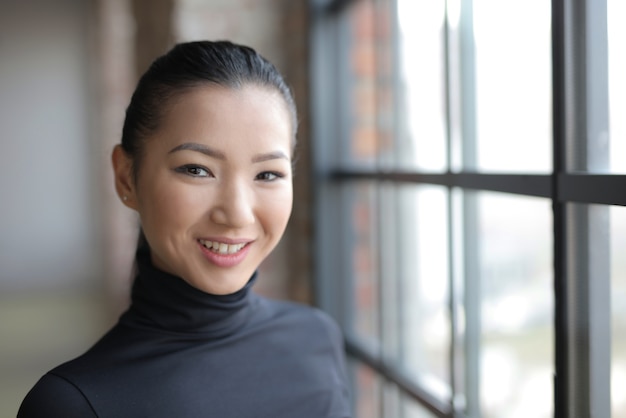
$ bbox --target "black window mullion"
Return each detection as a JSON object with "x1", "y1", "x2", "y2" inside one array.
[
  {"x1": 329, "y1": 172, "x2": 552, "y2": 198},
  {"x1": 551, "y1": 0, "x2": 568, "y2": 417},
  {"x1": 558, "y1": 174, "x2": 626, "y2": 206},
  {"x1": 329, "y1": 171, "x2": 626, "y2": 207}
]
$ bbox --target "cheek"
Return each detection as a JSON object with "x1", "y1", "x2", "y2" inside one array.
[
  {"x1": 260, "y1": 189, "x2": 293, "y2": 235},
  {"x1": 137, "y1": 178, "x2": 206, "y2": 235}
]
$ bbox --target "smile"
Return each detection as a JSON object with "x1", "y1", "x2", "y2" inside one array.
[{"x1": 198, "y1": 239, "x2": 247, "y2": 255}]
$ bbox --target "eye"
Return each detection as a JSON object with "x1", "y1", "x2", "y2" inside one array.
[
  {"x1": 256, "y1": 171, "x2": 284, "y2": 181},
  {"x1": 175, "y1": 165, "x2": 211, "y2": 177}
]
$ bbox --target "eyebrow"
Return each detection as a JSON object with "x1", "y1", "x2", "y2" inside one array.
[
  {"x1": 251, "y1": 151, "x2": 290, "y2": 163},
  {"x1": 169, "y1": 143, "x2": 226, "y2": 160},
  {"x1": 169, "y1": 142, "x2": 289, "y2": 163}
]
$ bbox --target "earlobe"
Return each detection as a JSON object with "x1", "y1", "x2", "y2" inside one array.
[{"x1": 112, "y1": 145, "x2": 138, "y2": 210}]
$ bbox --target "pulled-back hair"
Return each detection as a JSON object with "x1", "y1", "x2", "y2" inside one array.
[{"x1": 121, "y1": 40, "x2": 297, "y2": 174}]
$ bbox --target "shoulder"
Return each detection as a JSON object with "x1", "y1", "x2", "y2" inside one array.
[
  {"x1": 17, "y1": 323, "x2": 126, "y2": 418},
  {"x1": 304, "y1": 304, "x2": 344, "y2": 344},
  {"x1": 18, "y1": 373, "x2": 96, "y2": 418},
  {"x1": 257, "y1": 297, "x2": 345, "y2": 348},
  {"x1": 263, "y1": 297, "x2": 341, "y2": 328}
]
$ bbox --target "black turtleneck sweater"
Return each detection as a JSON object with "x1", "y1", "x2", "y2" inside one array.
[{"x1": 18, "y1": 249, "x2": 352, "y2": 417}]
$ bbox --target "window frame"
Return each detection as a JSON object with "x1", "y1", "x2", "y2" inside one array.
[{"x1": 310, "y1": 0, "x2": 626, "y2": 416}]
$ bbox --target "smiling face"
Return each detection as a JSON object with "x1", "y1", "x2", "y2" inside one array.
[{"x1": 113, "y1": 84, "x2": 294, "y2": 295}]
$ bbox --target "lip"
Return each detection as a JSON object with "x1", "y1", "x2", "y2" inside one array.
[{"x1": 197, "y1": 239, "x2": 253, "y2": 268}]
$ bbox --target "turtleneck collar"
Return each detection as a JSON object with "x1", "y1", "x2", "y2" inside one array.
[{"x1": 120, "y1": 247, "x2": 257, "y2": 338}]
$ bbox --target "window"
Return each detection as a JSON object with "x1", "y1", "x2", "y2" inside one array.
[{"x1": 310, "y1": 0, "x2": 626, "y2": 417}]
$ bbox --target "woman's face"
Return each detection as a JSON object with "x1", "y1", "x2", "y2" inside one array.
[{"x1": 114, "y1": 85, "x2": 293, "y2": 295}]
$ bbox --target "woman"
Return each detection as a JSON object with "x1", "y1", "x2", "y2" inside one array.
[{"x1": 18, "y1": 41, "x2": 351, "y2": 417}]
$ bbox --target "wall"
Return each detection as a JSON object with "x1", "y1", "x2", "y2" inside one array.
[
  {"x1": 1, "y1": 1, "x2": 312, "y2": 415},
  {"x1": 0, "y1": 0, "x2": 113, "y2": 415},
  {"x1": 0, "y1": 0, "x2": 102, "y2": 292}
]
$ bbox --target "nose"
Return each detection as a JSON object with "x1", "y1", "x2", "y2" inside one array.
[{"x1": 209, "y1": 180, "x2": 255, "y2": 228}]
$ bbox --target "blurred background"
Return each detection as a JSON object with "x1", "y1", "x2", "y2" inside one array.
[{"x1": 0, "y1": 0, "x2": 311, "y2": 415}]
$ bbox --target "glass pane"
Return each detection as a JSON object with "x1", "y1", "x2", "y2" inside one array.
[
  {"x1": 373, "y1": 0, "x2": 396, "y2": 170},
  {"x1": 565, "y1": 203, "x2": 611, "y2": 416},
  {"x1": 398, "y1": 185, "x2": 451, "y2": 401},
  {"x1": 472, "y1": 0, "x2": 552, "y2": 172},
  {"x1": 379, "y1": 184, "x2": 400, "y2": 357},
  {"x1": 396, "y1": 0, "x2": 447, "y2": 171},
  {"x1": 343, "y1": 0, "x2": 376, "y2": 167},
  {"x1": 402, "y1": 393, "x2": 439, "y2": 418},
  {"x1": 474, "y1": 192, "x2": 553, "y2": 417},
  {"x1": 347, "y1": 182, "x2": 380, "y2": 348},
  {"x1": 352, "y1": 361, "x2": 382, "y2": 418},
  {"x1": 611, "y1": 206, "x2": 626, "y2": 417},
  {"x1": 343, "y1": 0, "x2": 400, "y2": 169},
  {"x1": 382, "y1": 382, "x2": 401, "y2": 418},
  {"x1": 608, "y1": 0, "x2": 626, "y2": 173}
]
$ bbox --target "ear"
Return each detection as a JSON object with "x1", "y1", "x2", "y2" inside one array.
[{"x1": 112, "y1": 145, "x2": 139, "y2": 210}]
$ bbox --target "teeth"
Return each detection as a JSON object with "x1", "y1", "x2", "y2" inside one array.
[{"x1": 200, "y1": 240, "x2": 246, "y2": 255}]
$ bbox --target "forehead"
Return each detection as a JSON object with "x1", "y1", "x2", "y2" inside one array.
[{"x1": 153, "y1": 84, "x2": 293, "y2": 155}]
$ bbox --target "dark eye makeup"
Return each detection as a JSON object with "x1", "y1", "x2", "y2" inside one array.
[
  {"x1": 255, "y1": 171, "x2": 285, "y2": 181},
  {"x1": 175, "y1": 165, "x2": 287, "y2": 182},
  {"x1": 175, "y1": 165, "x2": 212, "y2": 178}
]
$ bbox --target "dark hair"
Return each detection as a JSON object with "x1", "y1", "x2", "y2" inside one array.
[{"x1": 120, "y1": 40, "x2": 297, "y2": 175}]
